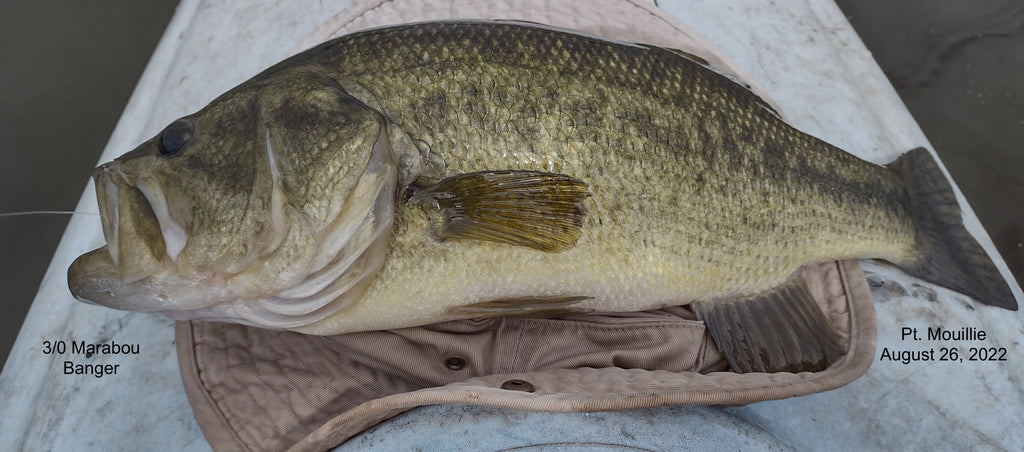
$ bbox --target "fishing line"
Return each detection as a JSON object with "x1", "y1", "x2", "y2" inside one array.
[{"x1": 0, "y1": 211, "x2": 100, "y2": 217}]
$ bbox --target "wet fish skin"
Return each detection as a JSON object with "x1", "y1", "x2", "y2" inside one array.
[
  {"x1": 303, "y1": 21, "x2": 921, "y2": 320},
  {"x1": 68, "y1": 21, "x2": 1016, "y2": 373}
]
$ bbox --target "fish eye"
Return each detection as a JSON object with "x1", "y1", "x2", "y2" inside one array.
[{"x1": 159, "y1": 119, "x2": 194, "y2": 156}]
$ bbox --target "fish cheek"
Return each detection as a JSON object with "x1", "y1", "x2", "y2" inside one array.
[
  {"x1": 260, "y1": 83, "x2": 384, "y2": 223},
  {"x1": 171, "y1": 121, "x2": 264, "y2": 275}
]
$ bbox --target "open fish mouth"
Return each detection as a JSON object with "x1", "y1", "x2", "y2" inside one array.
[
  {"x1": 94, "y1": 161, "x2": 171, "y2": 282},
  {"x1": 68, "y1": 161, "x2": 189, "y2": 311}
]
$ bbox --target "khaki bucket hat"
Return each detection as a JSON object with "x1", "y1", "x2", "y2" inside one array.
[{"x1": 175, "y1": 1, "x2": 878, "y2": 450}]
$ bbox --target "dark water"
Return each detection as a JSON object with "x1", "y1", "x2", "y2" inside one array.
[
  {"x1": 1, "y1": 2, "x2": 1021, "y2": 366},
  {"x1": 836, "y1": 0, "x2": 1024, "y2": 290},
  {"x1": 0, "y1": 2, "x2": 178, "y2": 366}
]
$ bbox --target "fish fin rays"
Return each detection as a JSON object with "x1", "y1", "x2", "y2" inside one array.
[
  {"x1": 412, "y1": 170, "x2": 590, "y2": 253},
  {"x1": 888, "y1": 148, "x2": 1017, "y2": 310},
  {"x1": 448, "y1": 295, "x2": 592, "y2": 318},
  {"x1": 693, "y1": 278, "x2": 844, "y2": 373},
  {"x1": 661, "y1": 47, "x2": 710, "y2": 66}
]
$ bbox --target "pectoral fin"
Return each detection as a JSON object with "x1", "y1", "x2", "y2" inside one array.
[
  {"x1": 693, "y1": 278, "x2": 844, "y2": 373},
  {"x1": 413, "y1": 170, "x2": 590, "y2": 253}
]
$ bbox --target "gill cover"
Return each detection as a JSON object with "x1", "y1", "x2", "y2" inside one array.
[{"x1": 219, "y1": 78, "x2": 398, "y2": 328}]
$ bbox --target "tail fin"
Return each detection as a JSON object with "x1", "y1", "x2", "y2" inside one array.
[{"x1": 888, "y1": 148, "x2": 1017, "y2": 310}]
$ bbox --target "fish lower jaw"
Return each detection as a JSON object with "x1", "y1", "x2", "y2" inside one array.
[{"x1": 68, "y1": 243, "x2": 239, "y2": 312}]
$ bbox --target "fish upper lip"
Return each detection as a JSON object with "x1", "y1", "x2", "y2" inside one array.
[{"x1": 93, "y1": 162, "x2": 123, "y2": 270}]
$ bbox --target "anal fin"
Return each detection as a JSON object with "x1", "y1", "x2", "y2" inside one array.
[{"x1": 693, "y1": 278, "x2": 844, "y2": 373}]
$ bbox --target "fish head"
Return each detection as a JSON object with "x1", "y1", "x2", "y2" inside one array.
[{"x1": 68, "y1": 70, "x2": 397, "y2": 327}]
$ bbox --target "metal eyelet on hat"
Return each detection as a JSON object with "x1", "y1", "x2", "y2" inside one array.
[
  {"x1": 500, "y1": 379, "x2": 535, "y2": 392},
  {"x1": 444, "y1": 355, "x2": 466, "y2": 370}
]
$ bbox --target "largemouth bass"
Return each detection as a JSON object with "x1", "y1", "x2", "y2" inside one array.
[{"x1": 68, "y1": 21, "x2": 1016, "y2": 373}]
